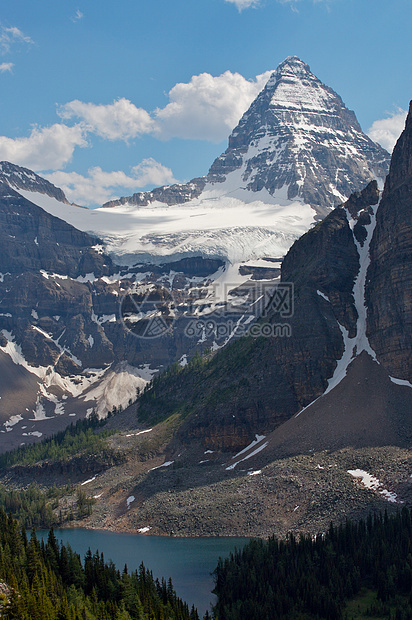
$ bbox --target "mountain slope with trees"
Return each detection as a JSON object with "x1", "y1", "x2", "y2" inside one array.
[
  {"x1": 0, "y1": 509, "x2": 200, "y2": 620},
  {"x1": 213, "y1": 508, "x2": 412, "y2": 620}
]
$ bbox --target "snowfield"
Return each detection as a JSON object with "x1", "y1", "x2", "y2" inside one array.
[
  {"x1": 17, "y1": 181, "x2": 317, "y2": 266},
  {"x1": 347, "y1": 469, "x2": 400, "y2": 504}
]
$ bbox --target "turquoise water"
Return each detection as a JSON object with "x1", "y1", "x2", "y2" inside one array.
[{"x1": 37, "y1": 528, "x2": 249, "y2": 615}]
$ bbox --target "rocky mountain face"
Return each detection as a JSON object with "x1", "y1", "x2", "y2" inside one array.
[
  {"x1": 0, "y1": 184, "x2": 110, "y2": 276},
  {"x1": 104, "y1": 57, "x2": 390, "y2": 215},
  {"x1": 0, "y1": 184, "x2": 117, "y2": 396},
  {"x1": 366, "y1": 102, "x2": 412, "y2": 380},
  {"x1": 136, "y1": 103, "x2": 411, "y2": 452},
  {"x1": 0, "y1": 161, "x2": 69, "y2": 204},
  {"x1": 0, "y1": 182, "x2": 251, "y2": 443}
]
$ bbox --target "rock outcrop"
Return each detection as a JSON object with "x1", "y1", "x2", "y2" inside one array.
[
  {"x1": 103, "y1": 178, "x2": 205, "y2": 208},
  {"x1": 366, "y1": 102, "x2": 412, "y2": 380},
  {"x1": 0, "y1": 161, "x2": 69, "y2": 203},
  {"x1": 0, "y1": 183, "x2": 113, "y2": 277}
]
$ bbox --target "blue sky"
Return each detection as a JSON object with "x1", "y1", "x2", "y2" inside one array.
[{"x1": 0, "y1": 0, "x2": 411, "y2": 206}]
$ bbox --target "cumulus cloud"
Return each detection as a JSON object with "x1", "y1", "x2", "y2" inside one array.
[
  {"x1": 56, "y1": 70, "x2": 273, "y2": 145},
  {"x1": 0, "y1": 26, "x2": 33, "y2": 54},
  {"x1": 0, "y1": 68, "x2": 273, "y2": 176},
  {"x1": 45, "y1": 158, "x2": 177, "y2": 206},
  {"x1": 225, "y1": 0, "x2": 260, "y2": 10},
  {"x1": 0, "y1": 62, "x2": 13, "y2": 73},
  {"x1": 155, "y1": 69, "x2": 273, "y2": 142},
  {"x1": 0, "y1": 123, "x2": 87, "y2": 171},
  {"x1": 58, "y1": 98, "x2": 156, "y2": 141},
  {"x1": 367, "y1": 109, "x2": 407, "y2": 153}
]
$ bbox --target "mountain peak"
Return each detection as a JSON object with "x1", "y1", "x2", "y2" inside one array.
[
  {"x1": 0, "y1": 161, "x2": 69, "y2": 204},
  {"x1": 257, "y1": 56, "x2": 347, "y2": 117},
  {"x1": 207, "y1": 57, "x2": 390, "y2": 213},
  {"x1": 104, "y1": 56, "x2": 389, "y2": 217},
  {"x1": 382, "y1": 99, "x2": 412, "y2": 194},
  {"x1": 271, "y1": 55, "x2": 311, "y2": 78}
]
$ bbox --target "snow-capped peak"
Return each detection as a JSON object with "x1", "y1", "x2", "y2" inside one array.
[
  {"x1": 0, "y1": 161, "x2": 69, "y2": 204},
  {"x1": 265, "y1": 56, "x2": 339, "y2": 113},
  {"x1": 218, "y1": 58, "x2": 390, "y2": 215}
]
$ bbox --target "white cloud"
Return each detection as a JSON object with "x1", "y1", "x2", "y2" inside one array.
[
  {"x1": 45, "y1": 159, "x2": 177, "y2": 206},
  {"x1": 155, "y1": 69, "x2": 273, "y2": 142},
  {"x1": 0, "y1": 26, "x2": 33, "y2": 54},
  {"x1": 0, "y1": 123, "x2": 87, "y2": 171},
  {"x1": 367, "y1": 109, "x2": 407, "y2": 153},
  {"x1": 56, "y1": 70, "x2": 273, "y2": 145},
  {"x1": 0, "y1": 62, "x2": 13, "y2": 73},
  {"x1": 0, "y1": 68, "x2": 274, "y2": 175},
  {"x1": 129, "y1": 158, "x2": 178, "y2": 187},
  {"x1": 58, "y1": 98, "x2": 156, "y2": 141},
  {"x1": 72, "y1": 10, "x2": 84, "y2": 22},
  {"x1": 225, "y1": 0, "x2": 260, "y2": 9}
]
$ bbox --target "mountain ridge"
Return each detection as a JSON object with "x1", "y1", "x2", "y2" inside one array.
[{"x1": 0, "y1": 161, "x2": 69, "y2": 204}]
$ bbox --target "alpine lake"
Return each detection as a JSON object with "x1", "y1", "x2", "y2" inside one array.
[{"x1": 36, "y1": 528, "x2": 250, "y2": 616}]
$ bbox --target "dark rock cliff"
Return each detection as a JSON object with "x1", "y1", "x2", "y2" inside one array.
[
  {"x1": 0, "y1": 183, "x2": 113, "y2": 277},
  {"x1": 366, "y1": 102, "x2": 412, "y2": 380},
  {"x1": 0, "y1": 161, "x2": 69, "y2": 203}
]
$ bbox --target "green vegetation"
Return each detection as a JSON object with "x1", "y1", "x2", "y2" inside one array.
[
  {"x1": 212, "y1": 509, "x2": 412, "y2": 619},
  {"x1": 0, "y1": 413, "x2": 117, "y2": 468},
  {"x1": 137, "y1": 340, "x2": 260, "y2": 425},
  {"x1": 137, "y1": 352, "x2": 206, "y2": 423},
  {"x1": 0, "y1": 484, "x2": 97, "y2": 529},
  {"x1": 345, "y1": 587, "x2": 404, "y2": 619},
  {"x1": 0, "y1": 509, "x2": 200, "y2": 619},
  {"x1": 0, "y1": 414, "x2": 124, "y2": 529},
  {"x1": 0, "y1": 484, "x2": 60, "y2": 529}
]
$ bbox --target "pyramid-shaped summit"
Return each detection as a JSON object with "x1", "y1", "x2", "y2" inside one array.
[
  {"x1": 207, "y1": 56, "x2": 390, "y2": 214},
  {"x1": 105, "y1": 57, "x2": 390, "y2": 215}
]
